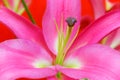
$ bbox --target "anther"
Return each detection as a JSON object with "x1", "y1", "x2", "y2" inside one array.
[{"x1": 66, "y1": 17, "x2": 77, "y2": 27}]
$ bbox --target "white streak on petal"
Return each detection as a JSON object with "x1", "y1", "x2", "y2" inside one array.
[
  {"x1": 63, "y1": 58, "x2": 83, "y2": 69},
  {"x1": 33, "y1": 59, "x2": 52, "y2": 68}
]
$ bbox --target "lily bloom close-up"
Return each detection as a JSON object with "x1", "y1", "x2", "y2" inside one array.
[{"x1": 0, "y1": 0, "x2": 120, "y2": 80}]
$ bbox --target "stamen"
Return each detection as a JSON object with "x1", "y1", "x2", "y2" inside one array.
[
  {"x1": 66, "y1": 17, "x2": 77, "y2": 27},
  {"x1": 56, "y1": 17, "x2": 77, "y2": 65},
  {"x1": 63, "y1": 17, "x2": 77, "y2": 52}
]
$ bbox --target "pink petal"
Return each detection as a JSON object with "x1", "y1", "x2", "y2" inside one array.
[
  {"x1": 0, "y1": 7, "x2": 49, "y2": 51},
  {"x1": 1, "y1": 68, "x2": 56, "y2": 80},
  {"x1": 42, "y1": 0, "x2": 81, "y2": 54},
  {"x1": 90, "y1": 0, "x2": 105, "y2": 19},
  {"x1": 59, "y1": 44, "x2": 120, "y2": 79},
  {"x1": 71, "y1": 10, "x2": 120, "y2": 51},
  {"x1": 0, "y1": 39, "x2": 56, "y2": 79}
]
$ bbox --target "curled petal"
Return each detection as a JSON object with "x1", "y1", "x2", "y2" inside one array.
[
  {"x1": 71, "y1": 10, "x2": 120, "y2": 51},
  {"x1": 59, "y1": 44, "x2": 120, "y2": 80},
  {"x1": 0, "y1": 39, "x2": 56, "y2": 79},
  {"x1": 42, "y1": 0, "x2": 81, "y2": 54}
]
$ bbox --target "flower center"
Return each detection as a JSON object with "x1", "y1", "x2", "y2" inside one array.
[{"x1": 55, "y1": 17, "x2": 77, "y2": 65}]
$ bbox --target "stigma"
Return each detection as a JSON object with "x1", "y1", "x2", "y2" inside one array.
[{"x1": 66, "y1": 17, "x2": 77, "y2": 27}]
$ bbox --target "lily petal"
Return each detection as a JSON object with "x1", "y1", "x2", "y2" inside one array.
[
  {"x1": 1, "y1": 68, "x2": 56, "y2": 80},
  {"x1": 71, "y1": 10, "x2": 120, "y2": 51},
  {"x1": 0, "y1": 7, "x2": 49, "y2": 50},
  {"x1": 42, "y1": 0, "x2": 81, "y2": 54},
  {"x1": 0, "y1": 39, "x2": 56, "y2": 79},
  {"x1": 59, "y1": 44, "x2": 120, "y2": 80},
  {"x1": 90, "y1": 0, "x2": 105, "y2": 19}
]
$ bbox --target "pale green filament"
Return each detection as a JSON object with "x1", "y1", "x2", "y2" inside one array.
[
  {"x1": 56, "y1": 27, "x2": 73, "y2": 64},
  {"x1": 13, "y1": 0, "x2": 21, "y2": 12},
  {"x1": 54, "y1": 18, "x2": 63, "y2": 64},
  {"x1": 3, "y1": 0, "x2": 11, "y2": 8}
]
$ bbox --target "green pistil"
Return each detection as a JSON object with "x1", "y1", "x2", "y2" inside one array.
[
  {"x1": 3, "y1": 0, "x2": 11, "y2": 8},
  {"x1": 56, "y1": 17, "x2": 77, "y2": 65},
  {"x1": 21, "y1": 0, "x2": 36, "y2": 24}
]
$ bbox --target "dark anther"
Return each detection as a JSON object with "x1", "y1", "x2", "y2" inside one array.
[{"x1": 66, "y1": 17, "x2": 77, "y2": 27}]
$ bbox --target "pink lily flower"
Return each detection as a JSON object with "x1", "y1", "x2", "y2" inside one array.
[
  {"x1": 1, "y1": 0, "x2": 120, "y2": 79},
  {"x1": 0, "y1": 0, "x2": 31, "y2": 14}
]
